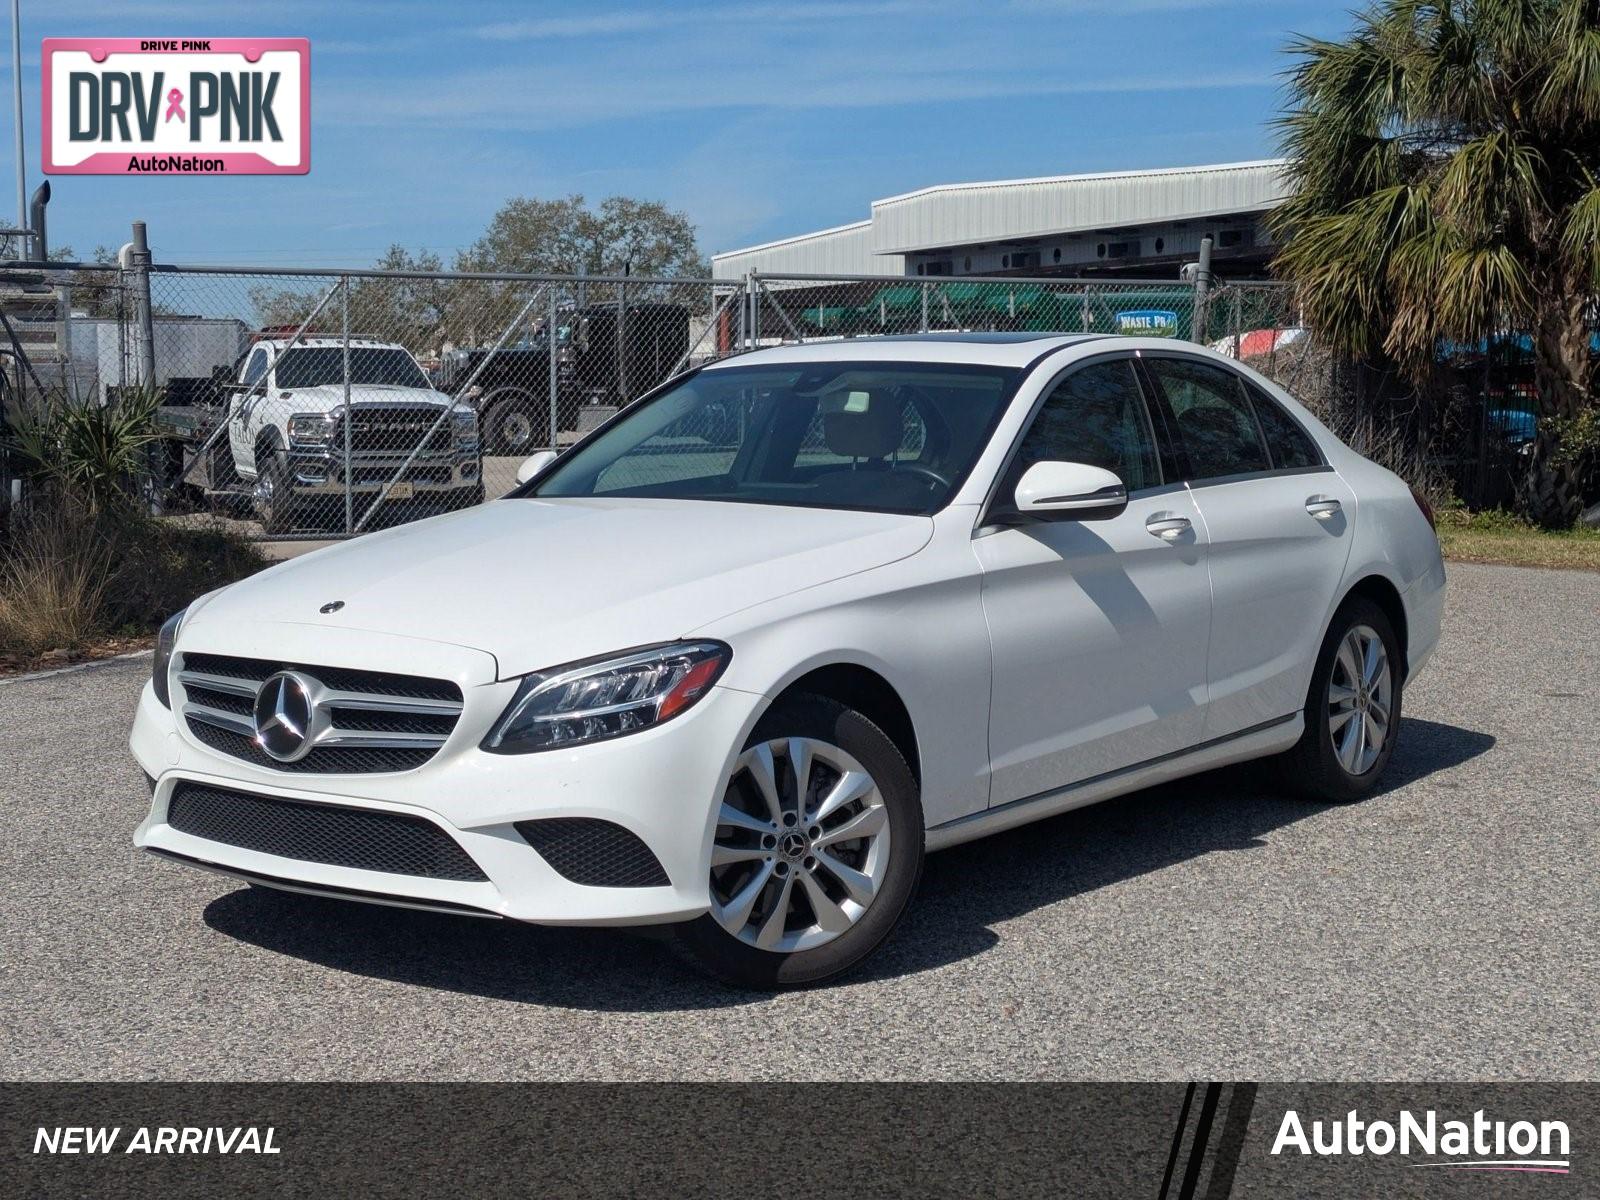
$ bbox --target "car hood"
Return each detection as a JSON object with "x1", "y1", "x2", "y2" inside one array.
[
  {"x1": 277, "y1": 383, "x2": 453, "y2": 409},
  {"x1": 185, "y1": 498, "x2": 933, "y2": 679}
]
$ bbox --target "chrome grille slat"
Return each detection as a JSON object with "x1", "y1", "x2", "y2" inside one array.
[
  {"x1": 318, "y1": 690, "x2": 462, "y2": 716},
  {"x1": 182, "y1": 704, "x2": 256, "y2": 738},
  {"x1": 316, "y1": 729, "x2": 449, "y2": 749},
  {"x1": 176, "y1": 670, "x2": 258, "y2": 698},
  {"x1": 176, "y1": 652, "x2": 463, "y2": 774}
]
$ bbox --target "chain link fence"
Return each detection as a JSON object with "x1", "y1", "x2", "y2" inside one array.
[{"x1": 2, "y1": 258, "x2": 1534, "y2": 538}]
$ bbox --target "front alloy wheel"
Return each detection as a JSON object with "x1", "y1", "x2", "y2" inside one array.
[
  {"x1": 709, "y1": 737, "x2": 892, "y2": 952},
  {"x1": 676, "y1": 695, "x2": 922, "y2": 988}
]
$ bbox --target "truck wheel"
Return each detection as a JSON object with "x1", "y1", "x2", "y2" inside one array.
[
  {"x1": 484, "y1": 394, "x2": 547, "y2": 455},
  {"x1": 253, "y1": 450, "x2": 300, "y2": 536}
]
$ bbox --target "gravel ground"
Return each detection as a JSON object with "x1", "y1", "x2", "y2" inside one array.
[{"x1": 1, "y1": 562, "x2": 1595, "y2": 1082}]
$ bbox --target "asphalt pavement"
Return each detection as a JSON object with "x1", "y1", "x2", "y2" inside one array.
[{"x1": 1, "y1": 562, "x2": 1595, "y2": 1081}]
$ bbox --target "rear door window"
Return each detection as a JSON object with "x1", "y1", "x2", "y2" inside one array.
[
  {"x1": 1144, "y1": 357, "x2": 1270, "y2": 481},
  {"x1": 1248, "y1": 385, "x2": 1323, "y2": 470}
]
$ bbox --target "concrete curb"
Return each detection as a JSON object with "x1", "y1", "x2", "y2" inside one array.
[{"x1": 0, "y1": 648, "x2": 153, "y2": 686}]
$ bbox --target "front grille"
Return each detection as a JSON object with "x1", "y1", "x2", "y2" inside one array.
[
  {"x1": 178, "y1": 652, "x2": 463, "y2": 774},
  {"x1": 167, "y1": 781, "x2": 486, "y2": 881},
  {"x1": 515, "y1": 818, "x2": 670, "y2": 888},
  {"x1": 337, "y1": 407, "x2": 455, "y2": 455}
]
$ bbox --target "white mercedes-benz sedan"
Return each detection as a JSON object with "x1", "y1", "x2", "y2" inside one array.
[{"x1": 132, "y1": 333, "x2": 1445, "y2": 987}]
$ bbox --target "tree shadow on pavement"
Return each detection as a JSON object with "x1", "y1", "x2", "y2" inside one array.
[{"x1": 203, "y1": 716, "x2": 1493, "y2": 1010}]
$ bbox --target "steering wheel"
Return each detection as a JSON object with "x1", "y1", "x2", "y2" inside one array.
[{"x1": 892, "y1": 462, "x2": 951, "y2": 490}]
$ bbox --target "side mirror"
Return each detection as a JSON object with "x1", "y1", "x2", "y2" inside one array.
[
  {"x1": 516, "y1": 449, "x2": 557, "y2": 484},
  {"x1": 1012, "y1": 461, "x2": 1128, "y2": 521}
]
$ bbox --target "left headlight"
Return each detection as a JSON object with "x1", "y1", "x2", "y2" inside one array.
[
  {"x1": 482, "y1": 641, "x2": 730, "y2": 754},
  {"x1": 152, "y1": 608, "x2": 186, "y2": 709}
]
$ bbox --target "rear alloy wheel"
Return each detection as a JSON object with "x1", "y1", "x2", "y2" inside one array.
[
  {"x1": 676, "y1": 696, "x2": 922, "y2": 988},
  {"x1": 1273, "y1": 595, "x2": 1403, "y2": 802},
  {"x1": 1327, "y1": 623, "x2": 1393, "y2": 776}
]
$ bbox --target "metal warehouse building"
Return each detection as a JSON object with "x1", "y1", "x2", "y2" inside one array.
[{"x1": 712, "y1": 159, "x2": 1291, "y2": 281}]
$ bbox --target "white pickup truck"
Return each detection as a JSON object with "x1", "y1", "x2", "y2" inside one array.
[{"x1": 225, "y1": 337, "x2": 483, "y2": 533}]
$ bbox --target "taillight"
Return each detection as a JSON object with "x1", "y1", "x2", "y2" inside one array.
[{"x1": 1409, "y1": 486, "x2": 1435, "y2": 530}]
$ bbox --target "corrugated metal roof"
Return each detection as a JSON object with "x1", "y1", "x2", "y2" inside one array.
[
  {"x1": 711, "y1": 219, "x2": 904, "y2": 278},
  {"x1": 712, "y1": 160, "x2": 1292, "y2": 275},
  {"x1": 870, "y1": 159, "x2": 1291, "y2": 254}
]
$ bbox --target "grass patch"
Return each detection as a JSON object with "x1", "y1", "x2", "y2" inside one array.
[
  {"x1": 1, "y1": 504, "x2": 265, "y2": 661},
  {"x1": 1436, "y1": 507, "x2": 1600, "y2": 571}
]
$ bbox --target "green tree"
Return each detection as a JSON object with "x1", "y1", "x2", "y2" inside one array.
[
  {"x1": 1273, "y1": 0, "x2": 1600, "y2": 526},
  {"x1": 458, "y1": 194, "x2": 706, "y2": 277},
  {"x1": 246, "y1": 247, "x2": 453, "y2": 347},
  {"x1": 48, "y1": 245, "x2": 126, "y2": 319}
]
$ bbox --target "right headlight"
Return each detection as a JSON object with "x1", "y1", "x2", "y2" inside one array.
[
  {"x1": 482, "y1": 641, "x2": 730, "y2": 754},
  {"x1": 151, "y1": 608, "x2": 186, "y2": 709},
  {"x1": 287, "y1": 411, "x2": 335, "y2": 448}
]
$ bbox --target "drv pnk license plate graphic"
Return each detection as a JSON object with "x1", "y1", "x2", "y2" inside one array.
[{"x1": 42, "y1": 38, "x2": 310, "y2": 175}]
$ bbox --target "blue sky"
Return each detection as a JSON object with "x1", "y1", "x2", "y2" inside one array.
[{"x1": 5, "y1": 0, "x2": 1352, "y2": 267}]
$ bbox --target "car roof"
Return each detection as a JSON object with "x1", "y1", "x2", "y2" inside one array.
[{"x1": 702, "y1": 332, "x2": 1108, "y2": 370}]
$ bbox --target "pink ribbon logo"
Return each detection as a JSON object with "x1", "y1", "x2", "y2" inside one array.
[{"x1": 164, "y1": 88, "x2": 185, "y2": 123}]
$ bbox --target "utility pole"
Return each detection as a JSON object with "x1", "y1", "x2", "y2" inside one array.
[
  {"x1": 129, "y1": 220, "x2": 156, "y2": 385},
  {"x1": 1193, "y1": 235, "x2": 1214, "y2": 344},
  {"x1": 10, "y1": 0, "x2": 25, "y2": 254}
]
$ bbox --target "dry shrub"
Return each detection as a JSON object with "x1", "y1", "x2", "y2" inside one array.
[
  {"x1": 0, "y1": 505, "x2": 114, "y2": 655},
  {"x1": 0, "y1": 502, "x2": 265, "y2": 657}
]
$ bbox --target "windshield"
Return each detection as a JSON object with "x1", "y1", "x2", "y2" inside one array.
[
  {"x1": 528, "y1": 361, "x2": 1019, "y2": 515},
  {"x1": 275, "y1": 347, "x2": 431, "y2": 390}
]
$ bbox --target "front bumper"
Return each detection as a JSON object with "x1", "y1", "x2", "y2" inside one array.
[
  {"x1": 130, "y1": 627, "x2": 760, "y2": 926},
  {"x1": 285, "y1": 449, "x2": 480, "y2": 496}
]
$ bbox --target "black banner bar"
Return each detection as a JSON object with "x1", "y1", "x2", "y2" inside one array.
[{"x1": 2, "y1": 1083, "x2": 1592, "y2": 1198}]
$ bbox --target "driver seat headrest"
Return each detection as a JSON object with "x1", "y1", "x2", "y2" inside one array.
[{"x1": 820, "y1": 389, "x2": 902, "y2": 459}]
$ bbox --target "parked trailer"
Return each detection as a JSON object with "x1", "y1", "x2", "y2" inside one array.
[{"x1": 19, "y1": 312, "x2": 250, "y2": 404}]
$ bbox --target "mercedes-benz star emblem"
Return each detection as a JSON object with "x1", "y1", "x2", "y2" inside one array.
[
  {"x1": 252, "y1": 671, "x2": 319, "y2": 762},
  {"x1": 319, "y1": 600, "x2": 345, "y2": 614}
]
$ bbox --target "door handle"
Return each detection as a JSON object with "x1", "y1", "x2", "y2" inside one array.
[
  {"x1": 1145, "y1": 513, "x2": 1192, "y2": 540},
  {"x1": 1305, "y1": 495, "x2": 1342, "y2": 520}
]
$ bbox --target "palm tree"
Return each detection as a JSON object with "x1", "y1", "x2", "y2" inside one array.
[{"x1": 1272, "y1": 0, "x2": 1600, "y2": 527}]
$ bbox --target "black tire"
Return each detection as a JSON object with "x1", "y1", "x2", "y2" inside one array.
[
  {"x1": 483, "y1": 393, "x2": 548, "y2": 455},
  {"x1": 252, "y1": 448, "x2": 300, "y2": 536},
  {"x1": 1272, "y1": 595, "x2": 1403, "y2": 802},
  {"x1": 674, "y1": 694, "x2": 923, "y2": 990}
]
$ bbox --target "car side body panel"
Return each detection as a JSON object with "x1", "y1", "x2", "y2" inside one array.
[{"x1": 693, "y1": 508, "x2": 995, "y2": 829}]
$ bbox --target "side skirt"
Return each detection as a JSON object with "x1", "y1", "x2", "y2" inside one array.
[{"x1": 926, "y1": 714, "x2": 1303, "y2": 852}]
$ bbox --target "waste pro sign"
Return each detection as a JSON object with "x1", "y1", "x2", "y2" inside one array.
[
  {"x1": 43, "y1": 39, "x2": 309, "y2": 175},
  {"x1": 1116, "y1": 309, "x2": 1180, "y2": 337}
]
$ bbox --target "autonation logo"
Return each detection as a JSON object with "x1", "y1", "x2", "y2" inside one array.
[{"x1": 1272, "y1": 1108, "x2": 1571, "y2": 1174}]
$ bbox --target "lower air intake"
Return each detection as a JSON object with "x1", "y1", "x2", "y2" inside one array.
[
  {"x1": 515, "y1": 818, "x2": 670, "y2": 888},
  {"x1": 166, "y1": 782, "x2": 486, "y2": 882}
]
